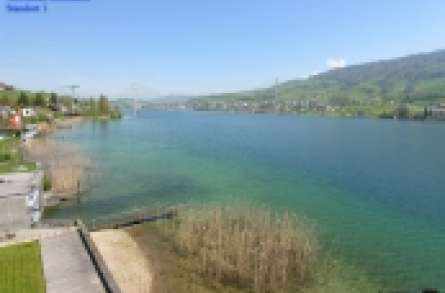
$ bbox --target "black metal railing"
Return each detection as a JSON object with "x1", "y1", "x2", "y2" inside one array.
[{"x1": 76, "y1": 219, "x2": 122, "y2": 293}]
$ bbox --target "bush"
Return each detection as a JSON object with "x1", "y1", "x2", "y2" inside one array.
[
  {"x1": 0, "y1": 153, "x2": 11, "y2": 162},
  {"x1": 109, "y1": 108, "x2": 122, "y2": 119},
  {"x1": 37, "y1": 112, "x2": 49, "y2": 122},
  {"x1": 378, "y1": 112, "x2": 394, "y2": 119},
  {"x1": 43, "y1": 174, "x2": 52, "y2": 191}
]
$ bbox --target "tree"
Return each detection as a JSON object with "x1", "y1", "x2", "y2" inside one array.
[
  {"x1": 89, "y1": 98, "x2": 97, "y2": 116},
  {"x1": 395, "y1": 104, "x2": 410, "y2": 119},
  {"x1": 424, "y1": 106, "x2": 429, "y2": 118},
  {"x1": 50, "y1": 93, "x2": 58, "y2": 108},
  {"x1": 63, "y1": 97, "x2": 73, "y2": 114},
  {"x1": 98, "y1": 94, "x2": 109, "y2": 115},
  {"x1": 18, "y1": 92, "x2": 30, "y2": 107},
  {"x1": 0, "y1": 93, "x2": 10, "y2": 106},
  {"x1": 34, "y1": 93, "x2": 45, "y2": 107},
  {"x1": 330, "y1": 95, "x2": 352, "y2": 107}
]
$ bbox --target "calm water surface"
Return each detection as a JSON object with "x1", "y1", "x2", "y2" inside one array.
[{"x1": 49, "y1": 111, "x2": 445, "y2": 289}]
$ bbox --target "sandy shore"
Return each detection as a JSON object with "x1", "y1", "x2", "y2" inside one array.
[{"x1": 90, "y1": 229, "x2": 152, "y2": 293}]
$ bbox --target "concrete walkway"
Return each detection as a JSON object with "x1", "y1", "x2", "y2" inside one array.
[
  {"x1": 1, "y1": 172, "x2": 104, "y2": 292},
  {"x1": 40, "y1": 228, "x2": 104, "y2": 293},
  {"x1": 0, "y1": 172, "x2": 36, "y2": 232}
]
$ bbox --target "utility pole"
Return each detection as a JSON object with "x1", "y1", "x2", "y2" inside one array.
[
  {"x1": 64, "y1": 85, "x2": 80, "y2": 114},
  {"x1": 66, "y1": 85, "x2": 80, "y2": 100}
]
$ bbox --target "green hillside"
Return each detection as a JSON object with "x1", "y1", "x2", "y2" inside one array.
[{"x1": 195, "y1": 50, "x2": 445, "y2": 109}]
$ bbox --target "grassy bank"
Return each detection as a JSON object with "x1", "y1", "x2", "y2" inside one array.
[
  {"x1": 0, "y1": 138, "x2": 36, "y2": 174},
  {"x1": 0, "y1": 241, "x2": 46, "y2": 293},
  {"x1": 129, "y1": 204, "x2": 380, "y2": 292}
]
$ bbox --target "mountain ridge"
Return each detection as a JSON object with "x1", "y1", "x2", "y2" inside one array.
[{"x1": 195, "y1": 49, "x2": 445, "y2": 105}]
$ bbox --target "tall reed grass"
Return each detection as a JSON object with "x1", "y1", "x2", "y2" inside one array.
[
  {"x1": 23, "y1": 138, "x2": 92, "y2": 197},
  {"x1": 153, "y1": 204, "x2": 318, "y2": 292}
]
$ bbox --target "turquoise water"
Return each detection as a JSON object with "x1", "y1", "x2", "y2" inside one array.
[{"x1": 49, "y1": 111, "x2": 445, "y2": 290}]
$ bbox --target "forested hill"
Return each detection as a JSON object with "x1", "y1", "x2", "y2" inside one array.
[{"x1": 196, "y1": 50, "x2": 445, "y2": 105}]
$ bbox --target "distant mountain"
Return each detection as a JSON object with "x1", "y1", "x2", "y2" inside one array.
[{"x1": 196, "y1": 50, "x2": 445, "y2": 105}]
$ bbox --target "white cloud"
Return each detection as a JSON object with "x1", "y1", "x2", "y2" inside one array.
[
  {"x1": 326, "y1": 57, "x2": 346, "y2": 69},
  {"x1": 310, "y1": 71, "x2": 320, "y2": 77}
]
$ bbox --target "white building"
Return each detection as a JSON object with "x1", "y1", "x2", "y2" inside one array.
[{"x1": 22, "y1": 108, "x2": 36, "y2": 117}]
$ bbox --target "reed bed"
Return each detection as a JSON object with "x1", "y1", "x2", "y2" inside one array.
[
  {"x1": 152, "y1": 204, "x2": 318, "y2": 292},
  {"x1": 23, "y1": 138, "x2": 92, "y2": 197}
]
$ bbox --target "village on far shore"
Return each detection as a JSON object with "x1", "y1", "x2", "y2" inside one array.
[{"x1": 140, "y1": 92, "x2": 445, "y2": 121}]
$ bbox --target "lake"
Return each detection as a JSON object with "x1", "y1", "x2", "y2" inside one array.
[{"x1": 48, "y1": 110, "x2": 445, "y2": 290}]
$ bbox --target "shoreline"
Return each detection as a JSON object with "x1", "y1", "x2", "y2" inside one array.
[
  {"x1": 188, "y1": 108, "x2": 439, "y2": 122},
  {"x1": 23, "y1": 116, "x2": 93, "y2": 205}
]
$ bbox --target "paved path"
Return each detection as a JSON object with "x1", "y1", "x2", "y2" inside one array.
[
  {"x1": 0, "y1": 172, "x2": 37, "y2": 232},
  {"x1": 40, "y1": 228, "x2": 104, "y2": 293},
  {"x1": 0, "y1": 172, "x2": 104, "y2": 292}
]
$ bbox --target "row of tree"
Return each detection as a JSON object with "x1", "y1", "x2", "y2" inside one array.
[
  {"x1": 15, "y1": 92, "x2": 59, "y2": 108},
  {"x1": 86, "y1": 95, "x2": 110, "y2": 116},
  {"x1": 10, "y1": 91, "x2": 110, "y2": 114},
  {"x1": 0, "y1": 89, "x2": 121, "y2": 119}
]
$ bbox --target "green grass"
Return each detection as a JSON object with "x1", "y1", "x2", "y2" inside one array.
[
  {"x1": 0, "y1": 241, "x2": 46, "y2": 293},
  {"x1": 0, "y1": 161, "x2": 37, "y2": 174},
  {"x1": 0, "y1": 138, "x2": 37, "y2": 174}
]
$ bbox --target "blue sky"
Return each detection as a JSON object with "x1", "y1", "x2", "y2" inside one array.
[{"x1": 1, "y1": 0, "x2": 445, "y2": 97}]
